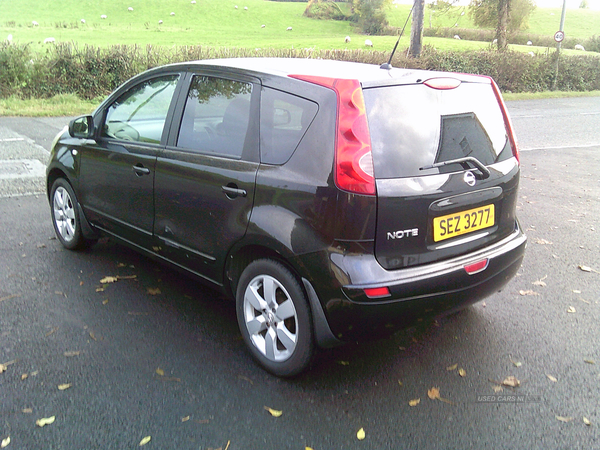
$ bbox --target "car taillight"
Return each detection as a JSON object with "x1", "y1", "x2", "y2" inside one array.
[
  {"x1": 487, "y1": 77, "x2": 520, "y2": 164},
  {"x1": 465, "y1": 259, "x2": 489, "y2": 275},
  {"x1": 289, "y1": 75, "x2": 376, "y2": 196},
  {"x1": 364, "y1": 287, "x2": 391, "y2": 299}
]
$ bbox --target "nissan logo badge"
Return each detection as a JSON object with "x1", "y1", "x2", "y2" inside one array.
[{"x1": 464, "y1": 171, "x2": 476, "y2": 187}]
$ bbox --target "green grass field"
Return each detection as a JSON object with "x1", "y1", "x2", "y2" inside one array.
[{"x1": 1, "y1": 0, "x2": 598, "y2": 53}]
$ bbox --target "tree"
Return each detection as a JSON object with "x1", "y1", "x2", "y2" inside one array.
[
  {"x1": 468, "y1": 0, "x2": 536, "y2": 32},
  {"x1": 351, "y1": 0, "x2": 393, "y2": 35}
]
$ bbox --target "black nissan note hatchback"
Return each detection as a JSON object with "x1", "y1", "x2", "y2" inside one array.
[{"x1": 47, "y1": 58, "x2": 527, "y2": 376}]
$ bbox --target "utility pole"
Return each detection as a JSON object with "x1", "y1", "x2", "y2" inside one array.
[
  {"x1": 553, "y1": 0, "x2": 567, "y2": 90},
  {"x1": 409, "y1": 0, "x2": 425, "y2": 57}
]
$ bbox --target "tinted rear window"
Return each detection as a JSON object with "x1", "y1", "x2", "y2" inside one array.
[{"x1": 363, "y1": 82, "x2": 513, "y2": 179}]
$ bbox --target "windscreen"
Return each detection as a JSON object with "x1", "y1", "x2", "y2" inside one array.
[{"x1": 363, "y1": 82, "x2": 513, "y2": 179}]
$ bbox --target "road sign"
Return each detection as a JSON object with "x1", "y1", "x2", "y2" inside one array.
[{"x1": 554, "y1": 31, "x2": 565, "y2": 43}]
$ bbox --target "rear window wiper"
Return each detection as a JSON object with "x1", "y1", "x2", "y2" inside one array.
[{"x1": 420, "y1": 157, "x2": 491, "y2": 179}]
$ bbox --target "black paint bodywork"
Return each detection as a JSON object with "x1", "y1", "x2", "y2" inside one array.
[{"x1": 47, "y1": 58, "x2": 526, "y2": 347}]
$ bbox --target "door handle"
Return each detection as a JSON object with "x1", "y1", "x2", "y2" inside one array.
[
  {"x1": 132, "y1": 165, "x2": 150, "y2": 176},
  {"x1": 222, "y1": 185, "x2": 247, "y2": 199}
]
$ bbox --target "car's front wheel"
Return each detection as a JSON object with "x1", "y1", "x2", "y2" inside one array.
[
  {"x1": 236, "y1": 259, "x2": 314, "y2": 377},
  {"x1": 50, "y1": 178, "x2": 85, "y2": 250}
]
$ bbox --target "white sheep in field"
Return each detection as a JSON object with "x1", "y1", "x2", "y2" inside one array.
[
  {"x1": 244, "y1": 6, "x2": 248, "y2": 10},
  {"x1": 528, "y1": 51, "x2": 535, "y2": 56},
  {"x1": 493, "y1": 38, "x2": 497, "y2": 44},
  {"x1": 158, "y1": 20, "x2": 163, "y2": 24},
  {"x1": 235, "y1": 5, "x2": 238, "y2": 9},
  {"x1": 261, "y1": 24, "x2": 265, "y2": 28},
  {"x1": 44, "y1": 37, "x2": 55, "y2": 44},
  {"x1": 345, "y1": 36, "x2": 351, "y2": 43},
  {"x1": 170, "y1": 12, "x2": 175, "y2": 16},
  {"x1": 365, "y1": 39, "x2": 373, "y2": 47},
  {"x1": 81, "y1": 19, "x2": 86, "y2": 24},
  {"x1": 527, "y1": 40, "x2": 532, "y2": 45},
  {"x1": 575, "y1": 44, "x2": 585, "y2": 51},
  {"x1": 101, "y1": 14, "x2": 107, "y2": 19},
  {"x1": 191, "y1": 0, "x2": 196, "y2": 3},
  {"x1": 128, "y1": 7, "x2": 133, "y2": 12},
  {"x1": 453, "y1": 35, "x2": 461, "y2": 40},
  {"x1": 32, "y1": 21, "x2": 39, "y2": 26},
  {"x1": 6, "y1": 34, "x2": 13, "y2": 42},
  {"x1": 287, "y1": 26, "x2": 292, "y2": 31}
]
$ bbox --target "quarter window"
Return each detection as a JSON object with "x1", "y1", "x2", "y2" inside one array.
[
  {"x1": 260, "y1": 87, "x2": 318, "y2": 165},
  {"x1": 177, "y1": 76, "x2": 252, "y2": 158},
  {"x1": 102, "y1": 75, "x2": 179, "y2": 144}
]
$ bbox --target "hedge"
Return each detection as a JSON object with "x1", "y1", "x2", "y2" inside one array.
[{"x1": 1, "y1": 42, "x2": 599, "y2": 99}]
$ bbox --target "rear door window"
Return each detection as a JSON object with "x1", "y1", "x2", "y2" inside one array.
[
  {"x1": 177, "y1": 76, "x2": 252, "y2": 159},
  {"x1": 363, "y1": 82, "x2": 513, "y2": 179}
]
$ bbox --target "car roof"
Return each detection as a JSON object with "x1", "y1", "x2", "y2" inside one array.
[{"x1": 159, "y1": 57, "x2": 487, "y2": 87}]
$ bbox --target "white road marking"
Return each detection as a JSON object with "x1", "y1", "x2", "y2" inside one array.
[{"x1": 520, "y1": 143, "x2": 600, "y2": 152}]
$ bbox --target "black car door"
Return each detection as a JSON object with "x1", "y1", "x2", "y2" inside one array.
[
  {"x1": 78, "y1": 74, "x2": 181, "y2": 249},
  {"x1": 153, "y1": 72, "x2": 260, "y2": 286}
]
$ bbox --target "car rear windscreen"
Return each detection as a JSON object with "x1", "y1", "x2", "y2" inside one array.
[{"x1": 363, "y1": 82, "x2": 513, "y2": 179}]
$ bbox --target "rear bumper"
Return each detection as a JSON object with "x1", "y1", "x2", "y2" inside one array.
[{"x1": 316, "y1": 225, "x2": 527, "y2": 341}]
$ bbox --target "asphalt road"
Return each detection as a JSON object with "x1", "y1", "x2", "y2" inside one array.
[{"x1": 1, "y1": 98, "x2": 599, "y2": 449}]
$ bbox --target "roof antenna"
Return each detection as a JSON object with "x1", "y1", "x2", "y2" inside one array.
[{"x1": 380, "y1": 3, "x2": 415, "y2": 70}]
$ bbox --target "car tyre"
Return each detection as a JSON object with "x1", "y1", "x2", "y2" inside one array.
[
  {"x1": 50, "y1": 178, "x2": 86, "y2": 250},
  {"x1": 236, "y1": 259, "x2": 314, "y2": 377}
]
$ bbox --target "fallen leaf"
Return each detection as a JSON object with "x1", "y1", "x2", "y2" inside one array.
[
  {"x1": 100, "y1": 276, "x2": 118, "y2": 284},
  {"x1": 0, "y1": 360, "x2": 16, "y2": 373},
  {"x1": 58, "y1": 383, "x2": 72, "y2": 391},
  {"x1": 89, "y1": 331, "x2": 97, "y2": 341},
  {"x1": 446, "y1": 363, "x2": 458, "y2": 371},
  {"x1": 139, "y1": 436, "x2": 151, "y2": 446},
  {"x1": 45, "y1": 327, "x2": 59, "y2": 337},
  {"x1": 118, "y1": 275, "x2": 137, "y2": 280},
  {"x1": 64, "y1": 351, "x2": 80, "y2": 357},
  {"x1": 502, "y1": 376, "x2": 520, "y2": 387},
  {"x1": 578, "y1": 265, "x2": 592, "y2": 273},
  {"x1": 510, "y1": 357, "x2": 522, "y2": 368},
  {"x1": 397, "y1": 380, "x2": 403, "y2": 387},
  {"x1": 408, "y1": 398, "x2": 421, "y2": 406},
  {"x1": 337, "y1": 360, "x2": 350, "y2": 366},
  {"x1": 532, "y1": 275, "x2": 547, "y2": 287},
  {"x1": 1, "y1": 437, "x2": 10, "y2": 448},
  {"x1": 492, "y1": 385, "x2": 503, "y2": 393},
  {"x1": 156, "y1": 367, "x2": 165, "y2": 377},
  {"x1": 583, "y1": 417, "x2": 591, "y2": 426},
  {"x1": 102, "y1": 299, "x2": 109, "y2": 305},
  {"x1": 584, "y1": 359, "x2": 595, "y2": 365},
  {"x1": 519, "y1": 290, "x2": 539, "y2": 296},
  {"x1": 147, "y1": 287, "x2": 161, "y2": 296},
  {"x1": 36, "y1": 416, "x2": 56, "y2": 427},
  {"x1": 428, "y1": 387, "x2": 440, "y2": 400},
  {"x1": 22, "y1": 408, "x2": 33, "y2": 414},
  {"x1": 567, "y1": 306, "x2": 576, "y2": 313},
  {"x1": 95, "y1": 287, "x2": 105, "y2": 292},
  {"x1": 580, "y1": 298, "x2": 590, "y2": 304},
  {"x1": 0, "y1": 294, "x2": 19, "y2": 302},
  {"x1": 535, "y1": 238, "x2": 553, "y2": 245},
  {"x1": 573, "y1": 290, "x2": 581, "y2": 294},
  {"x1": 306, "y1": 447, "x2": 314, "y2": 450},
  {"x1": 117, "y1": 263, "x2": 127, "y2": 268},
  {"x1": 547, "y1": 374, "x2": 558, "y2": 382},
  {"x1": 356, "y1": 428, "x2": 366, "y2": 440},
  {"x1": 238, "y1": 375, "x2": 254, "y2": 385},
  {"x1": 458, "y1": 368, "x2": 467, "y2": 377},
  {"x1": 21, "y1": 373, "x2": 28, "y2": 380},
  {"x1": 181, "y1": 416, "x2": 190, "y2": 422},
  {"x1": 555, "y1": 415, "x2": 573, "y2": 423},
  {"x1": 264, "y1": 406, "x2": 282, "y2": 417}
]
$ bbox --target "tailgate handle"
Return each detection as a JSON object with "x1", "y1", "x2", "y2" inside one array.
[{"x1": 132, "y1": 164, "x2": 151, "y2": 176}]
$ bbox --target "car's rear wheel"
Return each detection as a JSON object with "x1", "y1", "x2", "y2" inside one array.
[
  {"x1": 236, "y1": 259, "x2": 314, "y2": 377},
  {"x1": 50, "y1": 178, "x2": 85, "y2": 250}
]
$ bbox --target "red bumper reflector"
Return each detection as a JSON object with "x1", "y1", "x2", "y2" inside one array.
[
  {"x1": 364, "y1": 287, "x2": 391, "y2": 298},
  {"x1": 465, "y1": 259, "x2": 489, "y2": 275}
]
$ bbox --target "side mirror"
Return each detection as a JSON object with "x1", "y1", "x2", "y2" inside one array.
[{"x1": 68, "y1": 115, "x2": 95, "y2": 139}]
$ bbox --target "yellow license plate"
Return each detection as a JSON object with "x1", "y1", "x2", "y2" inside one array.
[{"x1": 433, "y1": 204, "x2": 495, "y2": 242}]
